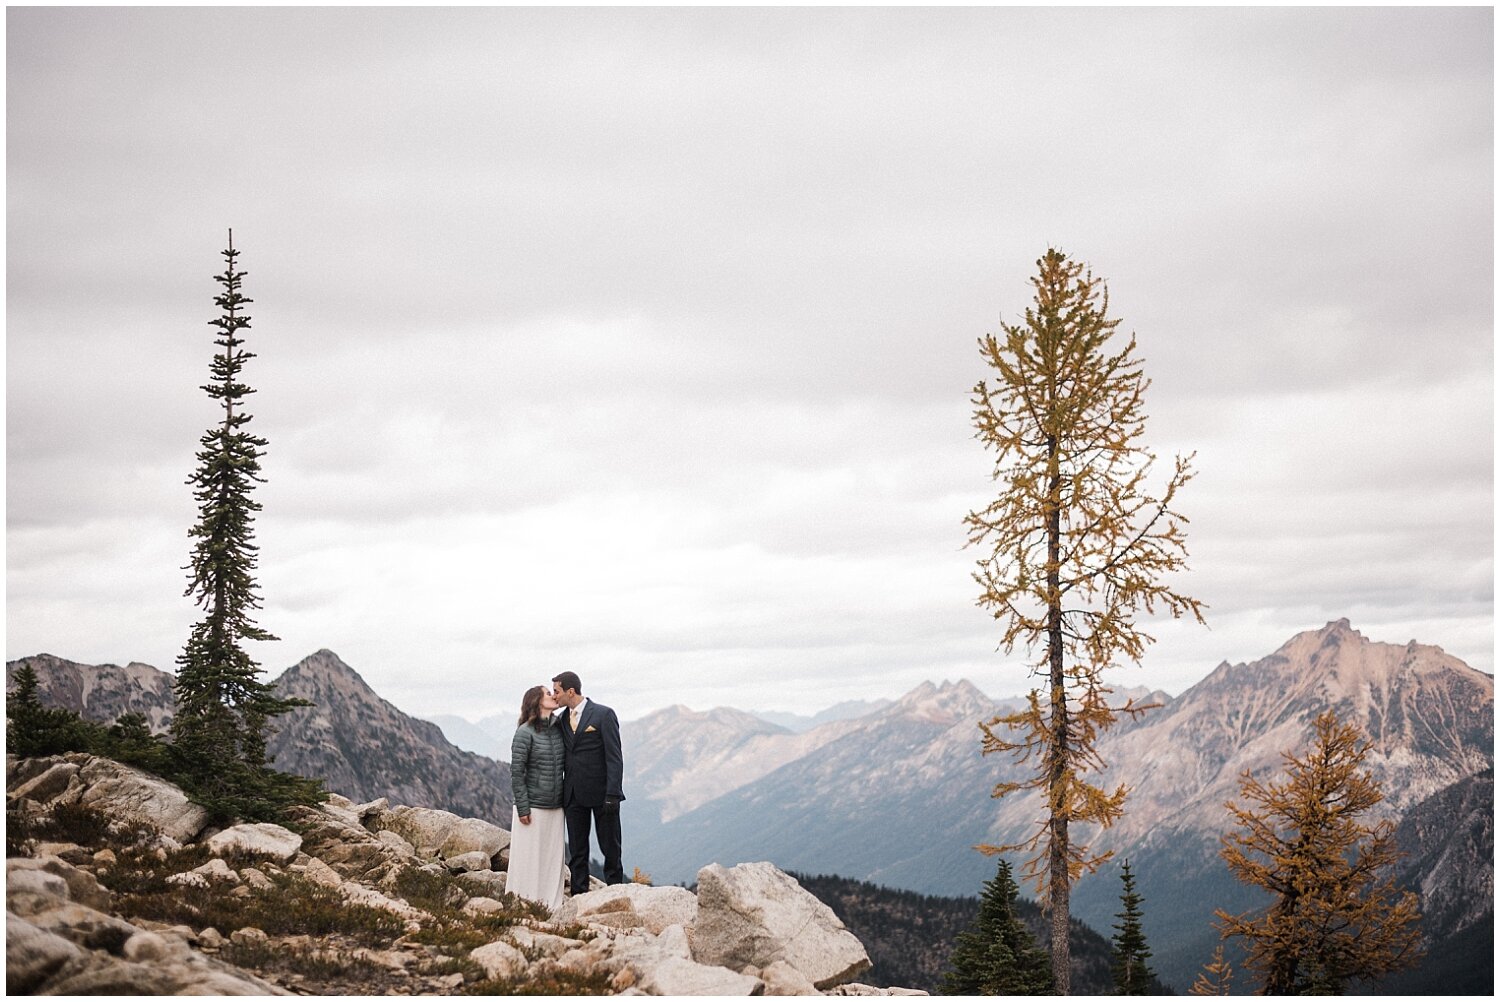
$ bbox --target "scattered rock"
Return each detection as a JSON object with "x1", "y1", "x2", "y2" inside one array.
[
  {"x1": 6, "y1": 865, "x2": 72, "y2": 912},
  {"x1": 6, "y1": 913, "x2": 82, "y2": 993},
  {"x1": 296, "y1": 856, "x2": 345, "y2": 889},
  {"x1": 353, "y1": 796, "x2": 389, "y2": 821},
  {"x1": 471, "y1": 939, "x2": 528, "y2": 979},
  {"x1": 7, "y1": 761, "x2": 79, "y2": 804},
  {"x1": 463, "y1": 896, "x2": 510, "y2": 915},
  {"x1": 166, "y1": 857, "x2": 240, "y2": 888},
  {"x1": 506, "y1": 925, "x2": 582, "y2": 959},
  {"x1": 564, "y1": 882, "x2": 698, "y2": 936},
  {"x1": 207, "y1": 823, "x2": 303, "y2": 865},
  {"x1": 760, "y1": 959, "x2": 821, "y2": 995},
  {"x1": 121, "y1": 930, "x2": 175, "y2": 962},
  {"x1": 826, "y1": 984, "x2": 930, "y2": 996},
  {"x1": 230, "y1": 927, "x2": 269, "y2": 947},
  {"x1": 692, "y1": 861, "x2": 870, "y2": 989},
  {"x1": 239, "y1": 867, "x2": 276, "y2": 892},
  {"x1": 25, "y1": 902, "x2": 141, "y2": 954},
  {"x1": 380, "y1": 805, "x2": 465, "y2": 856},
  {"x1": 444, "y1": 850, "x2": 493, "y2": 873},
  {"x1": 375, "y1": 829, "x2": 417, "y2": 857},
  {"x1": 634, "y1": 955, "x2": 765, "y2": 996},
  {"x1": 7, "y1": 754, "x2": 77, "y2": 791},
  {"x1": 438, "y1": 816, "x2": 511, "y2": 860},
  {"x1": 341, "y1": 882, "x2": 427, "y2": 920},
  {"x1": 456, "y1": 869, "x2": 508, "y2": 897},
  {"x1": 10, "y1": 855, "x2": 112, "y2": 910}
]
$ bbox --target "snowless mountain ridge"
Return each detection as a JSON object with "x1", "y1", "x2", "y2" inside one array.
[{"x1": 8, "y1": 620, "x2": 1490, "y2": 995}]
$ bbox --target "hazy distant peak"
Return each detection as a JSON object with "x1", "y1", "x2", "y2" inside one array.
[
  {"x1": 945, "y1": 678, "x2": 989, "y2": 701},
  {"x1": 888, "y1": 677, "x2": 994, "y2": 725},
  {"x1": 706, "y1": 705, "x2": 788, "y2": 732}
]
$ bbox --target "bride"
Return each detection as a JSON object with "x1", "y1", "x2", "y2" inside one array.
[{"x1": 507, "y1": 684, "x2": 566, "y2": 912}]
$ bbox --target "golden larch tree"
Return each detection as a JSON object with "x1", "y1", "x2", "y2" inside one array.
[
  {"x1": 1215, "y1": 710, "x2": 1422, "y2": 994},
  {"x1": 1188, "y1": 944, "x2": 1233, "y2": 996},
  {"x1": 966, "y1": 248, "x2": 1204, "y2": 993}
]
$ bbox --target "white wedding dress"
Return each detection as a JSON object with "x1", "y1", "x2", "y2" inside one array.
[{"x1": 505, "y1": 804, "x2": 566, "y2": 913}]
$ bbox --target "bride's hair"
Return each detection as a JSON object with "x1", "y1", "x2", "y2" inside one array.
[{"x1": 518, "y1": 685, "x2": 548, "y2": 730}]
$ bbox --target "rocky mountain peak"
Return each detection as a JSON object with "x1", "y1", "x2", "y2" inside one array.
[
  {"x1": 885, "y1": 678, "x2": 992, "y2": 727},
  {"x1": 277, "y1": 649, "x2": 367, "y2": 686},
  {"x1": 6, "y1": 654, "x2": 176, "y2": 733}
]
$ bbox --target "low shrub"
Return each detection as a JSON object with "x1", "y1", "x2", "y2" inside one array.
[
  {"x1": 112, "y1": 869, "x2": 405, "y2": 945},
  {"x1": 463, "y1": 968, "x2": 615, "y2": 996},
  {"x1": 220, "y1": 936, "x2": 388, "y2": 983}
]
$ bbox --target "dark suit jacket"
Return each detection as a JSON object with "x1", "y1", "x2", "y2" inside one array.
[{"x1": 560, "y1": 699, "x2": 626, "y2": 808}]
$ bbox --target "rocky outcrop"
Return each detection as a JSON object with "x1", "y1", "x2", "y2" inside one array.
[
  {"x1": 6, "y1": 753, "x2": 918, "y2": 995},
  {"x1": 693, "y1": 861, "x2": 871, "y2": 989},
  {"x1": 6, "y1": 752, "x2": 210, "y2": 843}
]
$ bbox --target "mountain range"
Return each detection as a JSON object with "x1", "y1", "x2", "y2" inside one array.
[
  {"x1": 611, "y1": 620, "x2": 1492, "y2": 992},
  {"x1": 7, "y1": 619, "x2": 1491, "y2": 992},
  {"x1": 4, "y1": 649, "x2": 514, "y2": 827}
]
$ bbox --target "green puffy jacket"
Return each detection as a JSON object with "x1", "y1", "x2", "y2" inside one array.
[{"x1": 511, "y1": 717, "x2": 565, "y2": 815}]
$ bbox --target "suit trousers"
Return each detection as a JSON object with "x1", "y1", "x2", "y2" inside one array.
[{"x1": 564, "y1": 802, "x2": 624, "y2": 893}]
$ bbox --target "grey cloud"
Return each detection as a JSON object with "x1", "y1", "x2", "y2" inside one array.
[{"x1": 7, "y1": 7, "x2": 1491, "y2": 717}]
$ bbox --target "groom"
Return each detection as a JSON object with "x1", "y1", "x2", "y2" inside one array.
[{"x1": 550, "y1": 671, "x2": 626, "y2": 893}]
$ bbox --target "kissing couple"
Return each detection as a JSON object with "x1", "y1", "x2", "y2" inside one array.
[{"x1": 506, "y1": 671, "x2": 626, "y2": 913}]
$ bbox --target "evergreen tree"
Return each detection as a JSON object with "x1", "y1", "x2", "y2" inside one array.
[
  {"x1": 1215, "y1": 710, "x2": 1422, "y2": 994},
  {"x1": 941, "y1": 857, "x2": 1052, "y2": 995},
  {"x1": 7, "y1": 663, "x2": 101, "y2": 757},
  {"x1": 1188, "y1": 945, "x2": 1232, "y2": 996},
  {"x1": 966, "y1": 248, "x2": 1205, "y2": 992},
  {"x1": 170, "y1": 232, "x2": 316, "y2": 820},
  {"x1": 103, "y1": 712, "x2": 170, "y2": 773},
  {"x1": 1109, "y1": 860, "x2": 1154, "y2": 994}
]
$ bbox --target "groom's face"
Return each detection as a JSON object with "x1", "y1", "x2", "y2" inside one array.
[{"x1": 552, "y1": 682, "x2": 579, "y2": 708}]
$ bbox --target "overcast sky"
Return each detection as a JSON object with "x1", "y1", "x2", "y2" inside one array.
[{"x1": 7, "y1": 8, "x2": 1493, "y2": 723}]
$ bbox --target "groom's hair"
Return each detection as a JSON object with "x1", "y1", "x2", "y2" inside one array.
[{"x1": 552, "y1": 671, "x2": 582, "y2": 695}]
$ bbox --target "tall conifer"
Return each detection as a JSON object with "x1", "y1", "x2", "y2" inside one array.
[
  {"x1": 966, "y1": 249, "x2": 1204, "y2": 991},
  {"x1": 170, "y1": 232, "x2": 311, "y2": 819}
]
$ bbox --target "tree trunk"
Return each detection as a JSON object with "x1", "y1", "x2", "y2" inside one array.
[{"x1": 1046, "y1": 433, "x2": 1070, "y2": 994}]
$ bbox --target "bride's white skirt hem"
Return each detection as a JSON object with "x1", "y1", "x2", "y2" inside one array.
[{"x1": 506, "y1": 805, "x2": 566, "y2": 914}]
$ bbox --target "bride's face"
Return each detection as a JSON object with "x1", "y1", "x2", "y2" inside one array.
[{"x1": 540, "y1": 690, "x2": 560, "y2": 712}]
